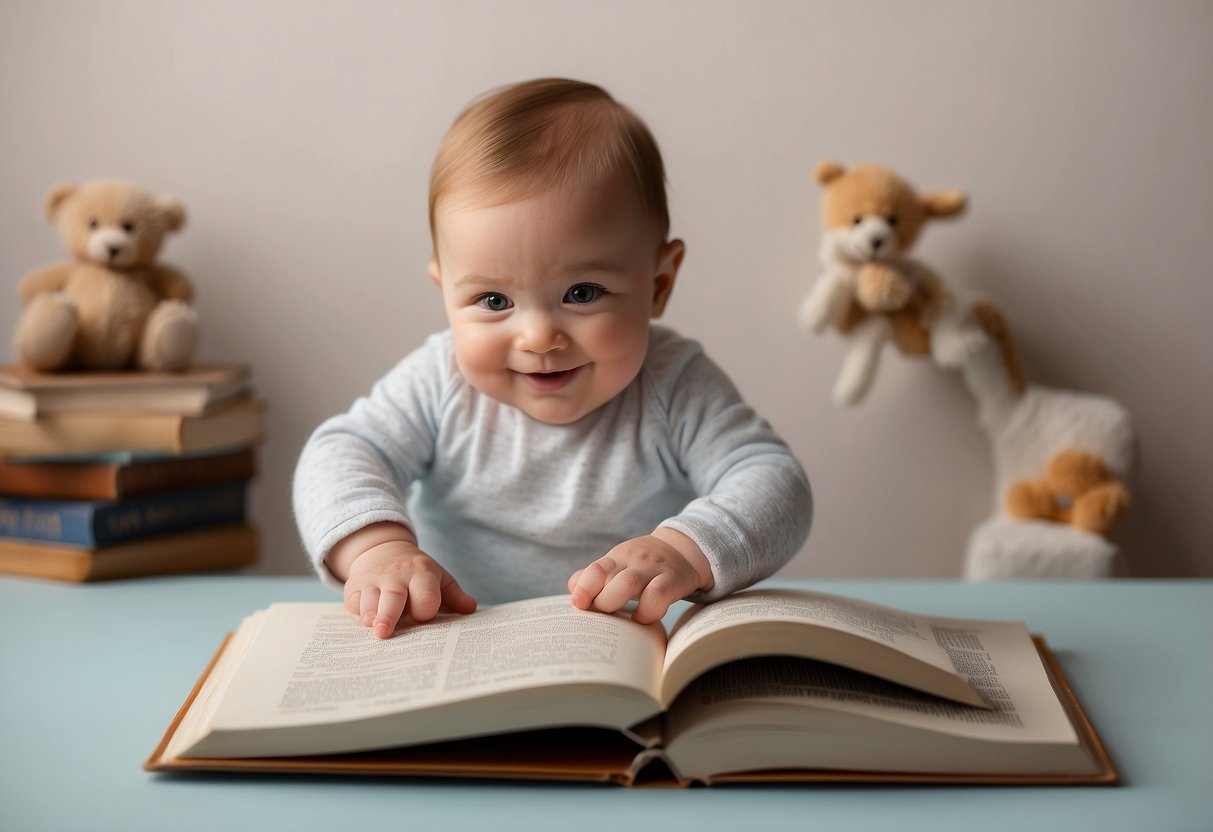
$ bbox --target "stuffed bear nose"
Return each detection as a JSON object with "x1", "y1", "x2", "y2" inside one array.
[
  {"x1": 871, "y1": 236, "x2": 885, "y2": 251},
  {"x1": 108, "y1": 245, "x2": 122, "y2": 257}
]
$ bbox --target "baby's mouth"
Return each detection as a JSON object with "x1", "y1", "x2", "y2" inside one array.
[{"x1": 520, "y1": 367, "x2": 581, "y2": 392}]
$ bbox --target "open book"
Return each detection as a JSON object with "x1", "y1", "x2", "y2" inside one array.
[{"x1": 146, "y1": 589, "x2": 1116, "y2": 786}]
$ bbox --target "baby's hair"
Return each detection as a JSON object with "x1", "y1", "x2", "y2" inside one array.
[{"x1": 428, "y1": 78, "x2": 670, "y2": 252}]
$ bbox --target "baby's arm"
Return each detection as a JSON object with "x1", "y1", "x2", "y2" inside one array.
[
  {"x1": 295, "y1": 333, "x2": 454, "y2": 600},
  {"x1": 646, "y1": 345, "x2": 812, "y2": 602},
  {"x1": 567, "y1": 528, "x2": 712, "y2": 625},
  {"x1": 328, "y1": 521, "x2": 476, "y2": 639},
  {"x1": 568, "y1": 339, "x2": 812, "y2": 621}
]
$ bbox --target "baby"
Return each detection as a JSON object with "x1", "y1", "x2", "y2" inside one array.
[{"x1": 293, "y1": 78, "x2": 812, "y2": 639}]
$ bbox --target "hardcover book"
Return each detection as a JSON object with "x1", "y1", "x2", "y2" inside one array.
[
  {"x1": 146, "y1": 589, "x2": 1117, "y2": 787},
  {"x1": 0, "y1": 397, "x2": 263, "y2": 455},
  {"x1": 0, "y1": 448, "x2": 256, "y2": 500},
  {"x1": 0, "y1": 523, "x2": 257, "y2": 582},
  {"x1": 0, "y1": 364, "x2": 250, "y2": 421},
  {"x1": 0, "y1": 481, "x2": 247, "y2": 547}
]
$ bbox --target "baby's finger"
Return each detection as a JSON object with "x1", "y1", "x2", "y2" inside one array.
[
  {"x1": 345, "y1": 588, "x2": 362, "y2": 618},
  {"x1": 592, "y1": 567, "x2": 646, "y2": 614},
  {"x1": 571, "y1": 557, "x2": 617, "y2": 610},
  {"x1": 359, "y1": 586, "x2": 381, "y2": 628},
  {"x1": 567, "y1": 569, "x2": 584, "y2": 594},
  {"x1": 632, "y1": 572, "x2": 685, "y2": 625},
  {"x1": 372, "y1": 585, "x2": 407, "y2": 639},
  {"x1": 440, "y1": 574, "x2": 478, "y2": 614},
  {"x1": 407, "y1": 571, "x2": 442, "y2": 622}
]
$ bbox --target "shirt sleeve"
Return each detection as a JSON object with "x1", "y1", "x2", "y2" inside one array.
[
  {"x1": 292, "y1": 332, "x2": 452, "y2": 591},
  {"x1": 654, "y1": 344, "x2": 813, "y2": 602}
]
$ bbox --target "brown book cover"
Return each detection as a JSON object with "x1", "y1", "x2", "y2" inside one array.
[
  {"x1": 144, "y1": 635, "x2": 1117, "y2": 787},
  {"x1": 0, "y1": 523, "x2": 257, "y2": 582},
  {"x1": 0, "y1": 397, "x2": 263, "y2": 456},
  {"x1": 0, "y1": 364, "x2": 250, "y2": 420},
  {"x1": 0, "y1": 449, "x2": 256, "y2": 500}
]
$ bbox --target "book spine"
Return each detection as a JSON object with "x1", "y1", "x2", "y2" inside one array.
[
  {"x1": 0, "y1": 523, "x2": 257, "y2": 582},
  {"x1": 0, "y1": 462, "x2": 122, "y2": 500},
  {"x1": 0, "y1": 482, "x2": 247, "y2": 548},
  {"x1": 116, "y1": 450, "x2": 256, "y2": 498}
]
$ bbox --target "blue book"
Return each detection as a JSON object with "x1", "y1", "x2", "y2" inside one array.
[{"x1": 0, "y1": 481, "x2": 246, "y2": 548}]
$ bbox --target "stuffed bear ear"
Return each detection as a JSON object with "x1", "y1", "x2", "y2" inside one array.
[
  {"x1": 158, "y1": 198, "x2": 187, "y2": 232},
  {"x1": 922, "y1": 189, "x2": 968, "y2": 218},
  {"x1": 44, "y1": 183, "x2": 77, "y2": 220},
  {"x1": 814, "y1": 160, "x2": 846, "y2": 186}
]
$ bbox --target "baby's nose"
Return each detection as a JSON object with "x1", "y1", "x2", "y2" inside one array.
[{"x1": 517, "y1": 316, "x2": 569, "y2": 352}]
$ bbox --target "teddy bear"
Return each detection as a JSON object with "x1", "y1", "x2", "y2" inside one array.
[
  {"x1": 1005, "y1": 450, "x2": 1131, "y2": 534},
  {"x1": 797, "y1": 161, "x2": 987, "y2": 405},
  {"x1": 13, "y1": 179, "x2": 199, "y2": 372}
]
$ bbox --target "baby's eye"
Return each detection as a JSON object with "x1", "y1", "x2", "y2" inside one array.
[
  {"x1": 476, "y1": 293, "x2": 513, "y2": 312},
  {"x1": 564, "y1": 283, "x2": 605, "y2": 305}
]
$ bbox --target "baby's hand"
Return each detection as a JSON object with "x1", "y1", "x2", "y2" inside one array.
[
  {"x1": 344, "y1": 540, "x2": 477, "y2": 639},
  {"x1": 567, "y1": 532, "x2": 711, "y2": 625}
]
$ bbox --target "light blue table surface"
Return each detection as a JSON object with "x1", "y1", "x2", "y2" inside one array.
[{"x1": 1, "y1": 575, "x2": 1210, "y2": 832}]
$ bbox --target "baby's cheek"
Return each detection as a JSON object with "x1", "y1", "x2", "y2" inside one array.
[{"x1": 452, "y1": 329, "x2": 507, "y2": 375}]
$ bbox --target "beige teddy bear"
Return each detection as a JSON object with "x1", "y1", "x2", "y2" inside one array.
[
  {"x1": 798, "y1": 161, "x2": 985, "y2": 405},
  {"x1": 14, "y1": 179, "x2": 199, "y2": 372}
]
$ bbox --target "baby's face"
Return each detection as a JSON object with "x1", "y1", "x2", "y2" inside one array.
[{"x1": 431, "y1": 175, "x2": 683, "y2": 425}]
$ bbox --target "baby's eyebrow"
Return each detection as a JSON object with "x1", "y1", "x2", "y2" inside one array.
[
  {"x1": 566, "y1": 261, "x2": 624, "y2": 276},
  {"x1": 455, "y1": 274, "x2": 514, "y2": 288}
]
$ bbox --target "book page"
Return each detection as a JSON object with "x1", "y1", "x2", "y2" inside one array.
[
  {"x1": 161, "y1": 609, "x2": 269, "y2": 762},
  {"x1": 207, "y1": 595, "x2": 666, "y2": 732},
  {"x1": 665, "y1": 589, "x2": 949, "y2": 673},
  {"x1": 659, "y1": 589, "x2": 999, "y2": 707},
  {"x1": 666, "y1": 618, "x2": 1077, "y2": 744}
]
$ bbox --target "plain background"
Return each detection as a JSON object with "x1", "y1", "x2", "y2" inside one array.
[{"x1": 1, "y1": 0, "x2": 1209, "y2": 580}]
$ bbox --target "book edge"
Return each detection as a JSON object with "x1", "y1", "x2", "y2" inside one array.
[
  {"x1": 0, "y1": 364, "x2": 250, "y2": 392},
  {"x1": 0, "y1": 523, "x2": 257, "y2": 583},
  {"x1": 0, "y1": 397, "x2": 263, "y2": 455},
  {"x1": 146, "y1": 633, "x2": 1118, "y2": 786},
  {"x1": 145, "y1": 632, "x2": 236, "y2": 772}
]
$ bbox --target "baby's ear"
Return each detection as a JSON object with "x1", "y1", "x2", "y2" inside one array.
[
  {"x1": 427, "y1": 260, "x2": 442, "y2": 289},
  {"x1": 650, "y1": 239, "x2": 685, "y2": 318}
]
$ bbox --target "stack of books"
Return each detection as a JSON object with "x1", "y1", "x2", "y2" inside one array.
[{"x1": 0, "y1": 365, "x2": 262, "y2": 582}]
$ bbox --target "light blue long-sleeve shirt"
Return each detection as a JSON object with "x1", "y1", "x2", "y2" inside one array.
[{"x1": 293, "y1": 325, "x2": 812, "y2": 604}]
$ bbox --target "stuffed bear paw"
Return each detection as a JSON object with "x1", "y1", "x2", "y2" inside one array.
[
  {"x1": 14, "y1": 292, "x2": 79, "y2": 371},
  {"x1": 797, "y1": 290, "x2": 832, "y2": 334},
  {"x1": 138, "y1": 300, "x2": 199, "y2": 372},
  {"x1": 1070, "y1": 482, "x2": 1130, "y2": 535}
]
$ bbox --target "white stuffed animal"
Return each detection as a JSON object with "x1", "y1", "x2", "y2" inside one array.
[{"x1": 960, "y1": 303, "x2": 1134, "y2": 579}]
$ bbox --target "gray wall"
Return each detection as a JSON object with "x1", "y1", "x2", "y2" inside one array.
[{"x1": 2, "y1": 0, "x2": 1209, "y2": 579}]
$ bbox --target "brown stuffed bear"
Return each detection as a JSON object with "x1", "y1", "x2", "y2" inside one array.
[
  {"x1": 13, "y1": 179, "x2": 199, "y2": 372},
  {"x1": 798, "y1": 161, "x2": 985, "y2": 405},
  {"x1": 1005, "y1": 449, "x2": 1131, "y2": 535}
]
